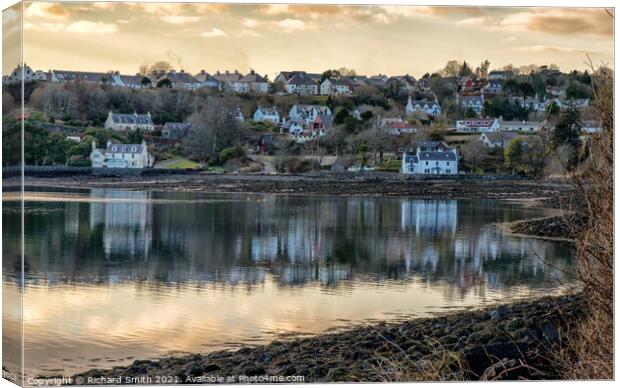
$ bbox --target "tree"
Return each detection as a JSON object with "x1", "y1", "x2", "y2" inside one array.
[
  {"x1": 321, "y1": 69, "x2": 341, "y2": 82},
  {"x1": 139, "y1": 60, "x2": 173, "y2": 76},
  {"x1": 504, "y1": 138, "x2": 526, "y2": 175},
  {"x1": 337, "y1": 67, "x2": 356, "y2": 76},
  {"x1": 461, "y1": 139, "x2": 488, "y2": 173},
  {"x1": 156, "y1": 78, "x2": 172, "y2": 88},
  {"x1": 476, "y1": 59, "x2": 491, "y2": 79},
  {"x1": 551, "y1": 104, "x2": 583, "y2": 169},
  {"x1": 504, "y1": 135, "x2": 548, "y2": 176},
  {"x1": 359, "y1": 124, "x2": 392, "y2": 164},
  {"x1": 458, "y1": 61, "x2": 474, "y2": 77},
  {"x1": 140, "y1": 77, "x2": 152, "y2": 87},
  {"x1": 185, "y1": 97, "x2": 243, "y2": 163}
]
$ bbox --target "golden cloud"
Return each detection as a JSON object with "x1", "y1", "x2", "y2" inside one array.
[{"x1": 26, "y1": 2, "x2": 71, "y2": 20}]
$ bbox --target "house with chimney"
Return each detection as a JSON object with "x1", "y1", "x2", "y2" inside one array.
[
  {"x1": 161, "y1": 122, "x2": 192, "y2": 140},
  {"x1": 405, "y1": 97, "x2": 441, "y2": 118},
  {"x1": 288, "y1": 104, "x2": 332, "y2": 125},
  {"x1": 320, "y1": 78, "x2": 352, "y2": 95},
  {"x1": 194, "y1": 70, "x2": 221, "y2": 89},
  {"x1": 156, "y1": 70, "x2": 201, "y2": 90},
  {"x1": 455, "y1": 117, "x2": 501, "y2": 133},
  {"x1": 479, "y1": 132, "x2": 518, "y2": 148},
  {"x1": 253, "y1": 106, "x2": 280, "y2": 124},
  {"x1": 212, "y1": 70, "x2": 245, "y2": 92},
  {"x1": 457, "y1": 95, "x2": 485, "y2": 115},
  {"x1": 285, "y1": 73, "x2": 319, "y2": 95},
  {"x1": 401, "y1": 142, "x2": 459, "y2": 175},
  {"x1": 90, "y1": 140, "x2": 154, "y2": 169},
  {"x1": 240, "y1": 70, "x2": 269, "y2": 93},
  {"x1": 104, "y1": 111, "x2": 155, "y2": 132}
]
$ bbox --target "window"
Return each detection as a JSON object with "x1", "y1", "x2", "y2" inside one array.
[
  {"x1": 425, "y1": 161, "x2": 428, "y2": 166},
  {"x1": 447, "y1": 162, "x2": 450, "y2": 166},
  {"x1": 436, "y1": 162, "x2": 439, "y2": 166}
]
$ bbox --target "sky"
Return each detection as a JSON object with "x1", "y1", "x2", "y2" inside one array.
[{"x1": 2, "y1": 2, "x2": 615, "y2": 78}]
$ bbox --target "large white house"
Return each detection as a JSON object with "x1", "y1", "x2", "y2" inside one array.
[
  {"x1": 320, "y1": 78, "x2": 352, "y2": 95},
  {"x1": 405, "y1": 97, "x2": 441, "y2": 118},
  {"x1": 104, "y1": 111, "x2": 155, "y2": 131},
  {"x1": 253, "y1": 106, "x2": 280, "y2": 124},
  {"x1": 90, "y1": 140, "x2": 154, "y2": 168},
  {"x1": 288, "y1": 104, "x2": 332, "y2": 124},
  {"x1": 458, "y1": 95, "x2": 485, "y2": 115},
  {"x1": 285, "y1": 73, "x2": 318, "y2": 95},
  {"x1": 500, "y1": 120, "x2": 541, "y2": 132},
  {"x1": 402, "y1": 145, "x2": 459, "y2": 175},
  {"x1": 240, "y1": 70, "x2": 269, "y2": 93},
  {"x1": 456, "y1": 117, "x2": 501, "y2": 132}
]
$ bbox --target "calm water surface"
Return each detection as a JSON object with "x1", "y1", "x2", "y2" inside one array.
[{"x1": 2, "y1": 188, "x2": 576, "y2": 378}]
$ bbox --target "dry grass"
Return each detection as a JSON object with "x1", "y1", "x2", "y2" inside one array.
[{"x1": 558, "y1": 60, "x2": 614, "y2": 379}]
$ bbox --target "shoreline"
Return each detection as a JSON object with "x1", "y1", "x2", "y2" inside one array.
[
  {"x1": 6, "y1": 174, "x2": 576, "y2": 204},
  {"x1": 56, "y1": 294, "x2": 583, "y2": 383}
]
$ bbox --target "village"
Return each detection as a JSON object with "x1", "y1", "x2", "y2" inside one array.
[{"x1": 2, "y1": 61, "x2": 600, "y2": 176}]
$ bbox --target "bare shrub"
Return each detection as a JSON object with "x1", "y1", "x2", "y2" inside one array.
[{"x1": 560, "y1": 60, "x2": 613, "y2": 379}]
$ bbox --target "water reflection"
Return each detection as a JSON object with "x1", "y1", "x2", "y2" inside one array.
[{"x1": 2, "y1": 189, "x2": 576, "y2": 377}]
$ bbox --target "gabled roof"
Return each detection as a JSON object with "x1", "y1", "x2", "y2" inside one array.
[
  {"x1": 212, "y1": 71, "x2": 243, "y2": 82},
  {"x1": 315, "y1": 114, "x2": 333, "y2": 128},
  {"x1": 240, "y1": 71, "x2": 268, "y2": 83},
  {"x1": 120, "y1": 74, "x2": 144, "y2": 85},
  {"x1": 53, "y1": 70, "x2": 111, "y2": 83},
  {"x1": 287, "y1": 73, "x2": 316, "y2": 86},
  {"x1": 161, "y1": 71, "x2": 199, "y2": 84},
  {"x1": 256, "y1": 106, "x2": 279, "y2": 116},
  {"x1": 418, "y1": 151, "x2": 457, "y2": 161},
  {"x1": 482, "y1": 132, "x2": 518, "y2": 143},
  {"x1": 194, "y1": 71, "x2": 219, "y2": 83},
  {"x1": 459, "y1": 95, "x2": 484, "y2": 104},
  {"x1": 110, "y1": 112, "x2": 153, "y2": 125},
  {"x1": 163, "y1": 122, "x2": 192, "y2": 131}
]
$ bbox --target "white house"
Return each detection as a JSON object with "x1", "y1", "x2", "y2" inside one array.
[
  {"x1": 479, "y1": 132, "x2": 518, "y2": 148},
  {"x1": 194, "y1": 70, "x2": 221, "y2": 89},
  {"x1": 320, "y1": 78, "x2": 352, "y2": 95},
  {"x1": 156, "y1": 70, "x2": 202, "y2": 90},
  {"x1": 405, "y1": 97, "x2": 441, "y2": 118},
  {"x1": 285, "y1": 73, "x2": 319, "y2": 95},
  {"x1": 240, "y1": 70, "x2": 269, "y2": 93},
  {"x1": 500, "y1": 120, "x2": 541, "y2": 132},
  {"x1": 212, "y1": 70, "x2": 246, "y2": 92},
  {"x1": 253, "y1": 106, "x2": 280, "y2": 124},
  {"x1": 5, "y1": 64, "x2": 37, "y2": 83},
  {"x1": 458, "y1": 95, "x2": 485, "y2": 115},
  {"x1": 456, "y1": 117, "x2": 501, "y2": 132},
  {"x1": 288, "y1": 104, "x2": 332, "y2": 124},
  {"x1": 90, "y1": 140, "x2": 154, "y2": 168},
  {"x1": 402, "y1": 146, "x2": 459, "y2": 175},
  {"x1": 104, "y1": 111, "x2": 155, "y2": 132}
]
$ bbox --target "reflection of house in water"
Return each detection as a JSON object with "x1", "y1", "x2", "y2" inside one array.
[
  {"x1": 400, "y1": 200, "x2": 458, "y2": 236},
  {"x1": 89, "y1": 189, "x2": 152, "y2": 259}
]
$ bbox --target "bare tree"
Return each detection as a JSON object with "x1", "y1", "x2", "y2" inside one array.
[{"x1": 461, "y1": 139, "x2": 488, "y2": 173}]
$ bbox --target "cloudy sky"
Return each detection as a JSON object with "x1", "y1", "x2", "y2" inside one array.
[{"x1": 2, "y1": 2, "x2": 614, "y2": 78}]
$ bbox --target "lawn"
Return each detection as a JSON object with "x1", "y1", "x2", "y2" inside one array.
[{"x1": 161, "y1": 158, "x2": 201, "y2": 169}]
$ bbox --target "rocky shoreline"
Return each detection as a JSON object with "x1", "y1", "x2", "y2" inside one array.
[
  {"x1": 61, "y1": 294, "x2": 583, "y2": 383},
  {"x1": 10, "y1": 174, "x2": 576, "y2": 202},
  {"x1": 510, "y1": 214, "x2": 586, "y2": 240}
]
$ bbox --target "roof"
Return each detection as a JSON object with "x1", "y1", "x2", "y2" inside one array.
[
  {"x1": 287, "y1": 73, "x2": 316, "y2": 86},
  {"x1": 240, "y1": 71, "x2": 268, "y2": 83},
  {"x1": 418, "y1": 141, "x2": 447, "y2": 149},
  {"x1": 106, "y1": 143, "x2": 145, "y2": 154},
  {"x1": 418, "y1": 151, "x2": 457, "y2": 161},
  {"x1": 404, "y1": 155, "x2": 419, "y2": 163},
  {"x1": 109, "y1": 112, "x2": 153, "y2": 125},
  {"x1": 120, "y1": 74, "x2": 143, "y2": 85},
  {"x1": 501, "y1": 120, "x2": 540, "y2": 127},
  {"x1": 460, "y1": 95, "x2": 484, "y2": 104},
  {"x1": 256, "y1": 106, "x2": 279, "y2": 116},
  {"x1": 163, "y1": 122, "x2": 192, "y2": 131},
  {"x1": 53, "y1": 70, "x2": 111, "y2": 83},
  {"x1": 315, "y1": 114, "x2": 333, "y2": 128},
  {"x1": 482, "y1": 132, "x2": 517, "y2": 143},
  {"x1": 212, "y1": 71, "x2": 242, "y2": 82},
  {"x1": 410, "y1": 100, "x2": 440, "y2": 108},
  {"x1": 194, "y1": 71, "x2": 219, "y2": 83},
  {"x1": 160, "y1": 71, "x2": 199, "y2": 84}
]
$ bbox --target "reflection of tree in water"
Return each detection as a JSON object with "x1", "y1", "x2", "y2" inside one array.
[{"x1": 3, "y1": 190, "x2": 575, "y2": 296}]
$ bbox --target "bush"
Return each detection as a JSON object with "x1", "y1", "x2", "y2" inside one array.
[
  {"x1": 376, "y1": 159, "x2": 401, "y2": 172},
  {"x1": 218, "y1": 146, "x2": 246, "y2": 163},
  {"x1": 275, "y1": 157, "x2": 320, "y2": 173}
]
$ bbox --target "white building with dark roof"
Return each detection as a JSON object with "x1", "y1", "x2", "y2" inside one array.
[
  {"x1": 194, "y1": 70, "x2": 221, "y2": 89},
  {"x1": 458, "y1": 95, "x2": 485, "y2": 115},
  {"x1": 285, "y1": 73, "x2": 319, "y2": 95},
  {"x1": 402, "y1": 145, "x2": 459, "y2": 175},
  {"x1": 456, "y1": 117, "x2": 501, "y2": 133},
  {"x1": 240, "y1": 70, "x2": 269, "y2": 93},
  {"x1": 90, "y1": 140, "x2": 154, "y2": 168},
  {"x1": 288, "y1": 104, "x2": 332, "y2": 124},
  {"x1": 104, "y1": 111, "x2": 155, "y2": 132},
  {"x1": 161, "y1": 122, "x2": 192, "y2": 139},
  {"x1": 406, "y1": 97, "x2": 441, "y2": 118},
  {"x1": 253, "y1": 106, "x2": 280, "y2": 124},
  {"x1": 156, "y1": 70, "x2": 201, "y2": 89},
  {"x1": 50, "y1": 69, "x2": 112, "y2": 84}
]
